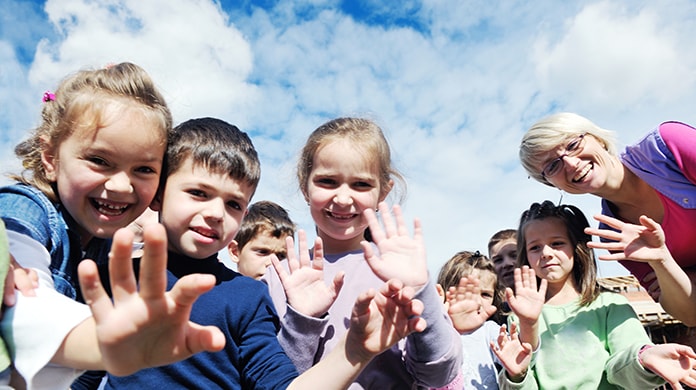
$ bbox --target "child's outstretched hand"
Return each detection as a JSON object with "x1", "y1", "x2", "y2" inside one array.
[
  {"x1": 78, "y1": 224, "x2": 226, "y2": 376},
  {"x1": 345, "y1": 278, "x2": 426, "y2": 362},
  {"x1": 639, "y1": 343, "x2": 696, "y2": 390},
  {"x1": 585, "y1": 214, "x2": 671, "y2": 264},
  {"x1": 362, "y1": 202, "x2": 428, "y2": 290},
  {"x1": 491, "y1": 323, "x2": 532, "y2": 383},
  {"x1": 506, "y1": 266, "x2": 546, "y2": 325},
  {"x1": 446, "y1": 275, "x2": 497, "y2": 333},
  {"x1": 271, "y1": 230, "x2": 345, "y2": 317}
]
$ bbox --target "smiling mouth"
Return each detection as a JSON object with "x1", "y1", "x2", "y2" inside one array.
[
  {"x1": 572, "y1": 162, "x2": 592, "y2": 183},
  {"x1": 325, "y1": 210, "x2": 358, "y2": 220},
  {"x1": 92, "y1": 199, "x2": 129, "y2": 216},
  {"x1": 191, "y1": 227, "x2": 219, "y2": 240}
]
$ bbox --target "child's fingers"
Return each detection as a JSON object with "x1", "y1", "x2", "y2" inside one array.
[
  {"x1": 353, "y1": 288, "x2": 376, "y2": 317},
  {"x1": 380, "y1": 278, "x2": 404, "y2": 296},
  {"x1": 391, "y1": 204, "x2": 408, "y2": 236},
  {"x1": 378, "y1": 202, "x2": 397, "y2": 237},
  {"x1": 330, "y1": 270, "x2": 345, "y2": 297},
  {"x1": 363, "y1": 208, "x2": 384, "y2": 243},
  {"x1": 312, "y1": 237, "x2": 324, "y2": 270},
  {"x1": 183, "y1": 323, "x2": 226, "y2": 354},
  {"x1": 78, "y1": 259, "x2": 111, "y2": 322},
  {"x1": 297, "y1": 230, "x2": 311, "y2": 267},
  {"x1": 169, "y1": 273, "x2": 217, "y2": 309},
  {"x1": 412, "y1": 218, "x2": 423, "y2": 244},
  {"x1": 136, "y1": 224, "x2": 168, "y2": 301},
  {"x1": 108, "y1": 227, "x2": 139, "y2": 302},
  {"x1": 284, "y1": 235, "x2": 299, "y2": 272},
  {"x1": 271, "y1": 254, "x2": 290, "y2": 284},
  {"x1": 361, "y1": 239, "x2": 378, "y2": 264}
]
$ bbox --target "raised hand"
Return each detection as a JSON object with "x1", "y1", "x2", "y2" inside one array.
[
  {"x1": 639, "y1": 343, "x2": 696, "y2": 390},
  {"x1": 345, "y1": 278, "x2": 426, "y2": 362},
  {"x1": 362, "y1": 202, "x2": 428, "y2": 289},
  {"x1": 491, "y1": 323, "x2": 532, "y2": 383},
  {"x1": 78, "y1": 224, "x2": 225, "y2": 376},
  {"x1": 506, "y1": 266, "x2": 546, "y2": 325},
  {"x1": 585, "y1": 214, "x2": 671, "y2": 264},
  {"x1": 271, "y1": 230, "x2": 344, "y2": 317},
  {"x1": 446, "y1": 275, "x2": 497, "y2": 333}
]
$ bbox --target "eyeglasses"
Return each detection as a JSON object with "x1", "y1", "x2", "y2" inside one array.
[{"x1": 541, "y1": 134, "x2": 587, "y2": 178}]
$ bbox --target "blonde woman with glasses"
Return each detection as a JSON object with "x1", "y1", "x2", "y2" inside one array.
[{"x1": 519, "y1": 112, "x2": 696, "y2": 327}]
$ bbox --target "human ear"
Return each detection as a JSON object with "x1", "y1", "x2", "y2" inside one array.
[
  {"x1": 149, "y1": 190, "x2": 164, "y2": 212},
  {"x1": 435, "y1": 283, "x2": 446, "y2": 303},
  {"x1": 378, "y1": 179, "x2": 394, "y2": 202},
  {"x1": 227, "y1": 240, "x2": 240, "y2": 263},
  {"x1": 40, "y1": 137, "x2": 58, "y2": 182}
]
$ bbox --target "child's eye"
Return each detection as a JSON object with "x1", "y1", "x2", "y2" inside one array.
[
  {"x1": 226, "y1": 201, "x2": 242, "y2": 211},
  {"x1": 135, "y1": 166, "x2": 157, "y2": 175},
  {"x1": 491, "y1": 256, "x2": 502, "y2": 265},
  {"x1": 87, "y1": 156, "x2": 108, "y2": 166},
  {"x1": 316, "y1": 178, "x2": 337, "y2": 186},
  {"x1": 552, "y1": 241, "x2": 566, "y2": 247},
  {"x1": 188, "y1": 189, "x2": 206, "y2": 198},
  {"x1": 353, "y1": 181, "x2": 374, "y2": 189},
  {"x1": 528, "y1": 245, "x2": 540, "y2": 252},
  {"x1": 481, "y1": 292, "x2": 494, "y2": 299}
]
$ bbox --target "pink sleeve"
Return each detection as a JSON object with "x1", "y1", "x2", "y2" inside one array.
[{"x1": 660, "y1": 122, "x2": 696, "y2": 184}]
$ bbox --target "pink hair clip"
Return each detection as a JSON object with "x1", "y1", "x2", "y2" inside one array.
[{"x1": 42, "y1": 91, "x2": 56, "y2": 102}]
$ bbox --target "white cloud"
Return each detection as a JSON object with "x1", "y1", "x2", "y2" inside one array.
[
  {"x1": 29, "y1": 0, "x2": 257, "y2": 125},
  {"x1": 534, "y1": 1, "x2": 696, "y2": 116}
]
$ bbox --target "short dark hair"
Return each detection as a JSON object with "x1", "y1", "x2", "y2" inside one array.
[
  {"x1": 234, "y1": 200, "x2": 295, "y2": 250},
  {"x1": 163, "y1": 117, "x2": 260, "y2": 196}
]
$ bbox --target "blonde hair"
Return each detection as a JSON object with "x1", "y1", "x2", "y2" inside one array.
[
  {"x1": 519, "y1": 113, "x2": 617, "y2": 186},
  {"x1": 12, "y1": 62, "x2": 172, "y2": 202},
  {"x1": 297, "y1": 117, "x2": 406, "y2": 202}
]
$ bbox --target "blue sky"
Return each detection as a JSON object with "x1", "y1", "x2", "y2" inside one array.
[{"x1": 3, "y1": 0, "x2": 696, "y2": 278}]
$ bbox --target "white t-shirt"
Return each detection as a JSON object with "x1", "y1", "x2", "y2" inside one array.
[{"x1": 1, "y1": 230, "x2": 91, "y2": 390}]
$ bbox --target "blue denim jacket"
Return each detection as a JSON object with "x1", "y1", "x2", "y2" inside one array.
[{"x1": 0, "y1": 183, "x2": 110, "y2": 302}]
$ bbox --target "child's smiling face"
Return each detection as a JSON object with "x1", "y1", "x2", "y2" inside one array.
[
  {"x1": 42, "y1": 102, "x2": 165, "y2": 244},
  {"x1": 305, "y1": 139, "x2": 385, "y2": 253}
]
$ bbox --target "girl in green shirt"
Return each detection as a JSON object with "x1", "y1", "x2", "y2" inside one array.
[{"x1": 493, "y1": 200, "x2": 696, "y2": 390}]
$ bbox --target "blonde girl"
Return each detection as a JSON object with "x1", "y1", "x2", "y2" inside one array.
[
  {"x1": 264, "y1": 117, "x2": 461, "y2": 389},
  {"x1": 0, "y1": 63, "x2": 223, "y2": 389}
]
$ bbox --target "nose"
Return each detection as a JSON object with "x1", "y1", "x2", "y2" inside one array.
[
  {"x1": 562, "y1": 154, "x2": 582, "y2": 171},
  {"x1": 541, "y1": 245, "x2": 554, "y2": 259},
  {"x1": 333, "y1": 185, "x2": 353, "y2": 206},
  {"x1": 202, "y1": 198, "x2": 225, "y2": 221},
  {"x1": 104, "y1": 171, "x2": 133, "y2": 193}
]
